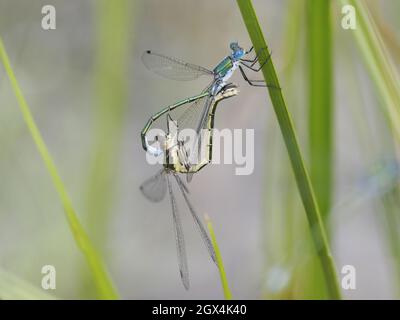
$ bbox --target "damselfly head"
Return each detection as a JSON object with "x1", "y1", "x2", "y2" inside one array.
[{"x1": 230, "y1": 42, "x2": 245, "y2": 60}]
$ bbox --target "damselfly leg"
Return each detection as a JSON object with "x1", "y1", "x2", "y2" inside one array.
[
  {"x1": 239, "y1": 48, "x2": 281, "y2": 89},
  {"x1": 245, "y1": 46, "x2": 254, "y2": 55},
  {"x1": 241, "y1": 46, "x2": 267, "y2": 66}
]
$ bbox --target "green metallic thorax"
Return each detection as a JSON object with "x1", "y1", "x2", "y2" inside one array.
[{"x1": 213, "y1": 56, "x2": 233, "y2": 77}]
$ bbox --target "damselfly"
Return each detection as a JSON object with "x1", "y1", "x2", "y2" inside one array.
[
  {"x1": 140, "y1": 86, "x2": 238, "y2": 289},
  {"x1": 141, "y1": 42, "x2": 273, "y2": 173}
]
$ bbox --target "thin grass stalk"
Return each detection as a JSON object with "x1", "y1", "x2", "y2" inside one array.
[
  {"x1": 339, "y1": 0, "x2": 400, "y2": 295},
  {"x1": 307, "y1": 0, "x2": 333, "y2": 223},
  {"x1": 342, "y1": 34, "x2": 400, "y2": 296},
  {"x1": 0, "y1": 37, "x2": 119, "y2": 300},
  {"x1": 262, "y1": 0, "x2": 305, "y2": 298},
  {"x1": 236, "y1": 0, "x2": 341, "y2": 299},
  {"x1": 339, "y1": 0, "x2": 400, "y2": 142},
  {"x1": 85, "y1": 0, "x2": 132, "y2": 246},
  {"x1": 300, "y1": 0, "x2": 335, "y2": 299},
  {"x1": 0, "y1": 268, "x2": 57, "y2": 300},
  {"x1": 80, "y1": 0, "x2": 131, "y2": 297},
  {"x1": 381, "y1": 188, "x2": 400, "y2": 296},
  {"x1": 205, "y1": 214, "x2": 232, "y2": 300}
]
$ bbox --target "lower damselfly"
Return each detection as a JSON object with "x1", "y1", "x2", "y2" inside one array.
[{"x1": 140, "y1": 86, "x2": 238, "y2": 289}]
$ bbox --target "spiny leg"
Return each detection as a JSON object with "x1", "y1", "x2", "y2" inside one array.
[
  {"x1": 243, "y1": 46, "x2": 269, "y2": 63},
  {"x1": 238, "y1": 65, "x2": 281, "y2": 89},
  {"x1": 245, "y1": 46, "x2": 254, "y2": 55},
  {"x1": 239, "y1": 49, "x2": 279, "y2": 89},
  {"x1": 240, "y1": 49, "x2": 272, "y2": 72},
  {"x1": 241, "y1": 47, "x2": 268, "y2": 66}
]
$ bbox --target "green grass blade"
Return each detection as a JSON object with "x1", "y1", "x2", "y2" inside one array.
[
  {"x1": 0, "y1": 37, "x2": 119, "y2": 300},
  {"x1": 301, "y1": 0, "x2": 335, "y2": 300},
  {"x1": 85, "y1": 0, "x2": 132, "y2": 246},
  {"x1": 205, "y1": 215, "x2": 232, "y2": 300},
  {"x1": 339, "y1": 0, "x2": 400, "y2": 141},
  {"x1": 236, "y1": 0, "x2": 341, "y2": 299},
  {"x1": 381, "y1": 188, "x2": 400, "y2": 297},
  {"x1": 307, "y1": 0, "x2": 333, "y2": 222},
  {"x1": 282, "y1": 0, "x2": 305, "y2": 78},
  {"x1": 338, "y1": 0, "x2": 400, "y2": 296},
  {"x1": 338, "y1": 1, "x2": 400, "y2": 295},
  {"x1": 0, "y1": 268, "x2": 58, "y2": 300}
]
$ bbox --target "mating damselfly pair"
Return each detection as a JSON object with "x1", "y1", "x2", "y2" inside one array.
[{"x1": 140, "y1": 42, "x2": 274, "y2": 289}]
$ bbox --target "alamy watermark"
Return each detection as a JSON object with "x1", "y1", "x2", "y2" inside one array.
[
  {"x1": 341, "y1": 264, "x2": 356, "y2": 290},
  {"x1": 41, "y1": 5, "x2": 56, "y2": 30},
  {"x1": 145, "y1": 127, "x2": 255, "y2": 176},
  {"x1": 341, "y1": 4, "x2": 357, "y2": 30},
  {"x1": 41, "y1": 265, "x2": 56, "y2": 290}
]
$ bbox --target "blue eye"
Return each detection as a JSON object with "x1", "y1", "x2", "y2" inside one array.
[{"x1": 233, "y1": 49, "x2": 244, "y2": 60}]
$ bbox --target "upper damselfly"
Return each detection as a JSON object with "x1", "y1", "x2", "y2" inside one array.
[{"x1": 141, "y1": 42, "x2": 274, "y2": 174}]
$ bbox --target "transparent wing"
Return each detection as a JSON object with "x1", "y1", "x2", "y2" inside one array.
[
  {"x1": 166, "y1": 175, "x2": 190, "y2": 290},
  {"x1": 174, "y1": 173, "x2": 216, "y2": 263},
  {"x1": 146, "y1": 89, "x2": 211, "y2": 136},
  {"x1": 142, "y1": 50, "x2": 214, "y2": 81},
  {"x1": 174, "y1": 86, "x2": 212, "y2": 131},
  {"x1": 175, "y1": 86, "x2": 214, "y2": 173},
  {"x1": 182, "y1": 84, "x2": 239, "y2": 175},
  {"x1": 146, "y1": 88, "x2": 213, "y2": 173},
  {"x1": 140, "y1": 169, "x2": 167, "y2": 202},
  {"x1": 193, "y1": 95, "x2": 213, "y2": 162}
]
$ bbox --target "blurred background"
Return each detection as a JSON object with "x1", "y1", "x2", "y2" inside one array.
[{"x1": 0, "y1": 0, "x2": 400, "y2": 299}]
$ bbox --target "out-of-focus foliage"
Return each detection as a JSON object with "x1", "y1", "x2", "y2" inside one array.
[{"x1": 0, "y1": 0, "x2": 399, "y2": 299}]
